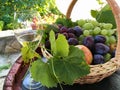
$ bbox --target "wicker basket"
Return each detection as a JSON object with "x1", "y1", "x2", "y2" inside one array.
[{"x1": 41, "y1": 0, "x2": 120, "y2": 84}]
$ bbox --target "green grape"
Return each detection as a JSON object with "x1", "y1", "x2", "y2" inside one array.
[
  {"x1": 109, "y1": 36, "x2": 116, "y2": 44},
  {"x1": 113, "y1": 29, "x2": 117, "y2": 32},
  {"x1": 113, "y1": 29, "x2": 117, "y2": 34},
  {"x1": 78, "y1": 35, "x2": 85, "y2": 44},
  {"x1": 78, "y1": 35, "x2": 85, "y2": 41},
  {"x1": 107, "y1": 29, "x2": 115, "y2": 36},
  {"x1": 105, "y1": 36, "x2": 110, "y2": 45},
  {"x1": 101, "y1": 29, "x2": 108, "y2": 35},
  {"x1": 77, "y1": 19, "x2": 86, "y2": 27},
  {"x1": 83, "y1": 23, "x2": 94, "y2": 30},
  {"x1": 89, "y1": 30, "x2": 94, "y2": 35},
  {"x1": 93, "y1": 27, "x2": 101, "y2": 35},
  {"x1": 98, "y1": 23, "x2": 105, "y2": 28},
  {"x1": 86, "y1": 19, "x2": 91, "y2": 22},
  {"x1": 88, "y1": 20, "x2": 99, "y2": 27},
  {"x1": 83, "y1": 30, "x2": 90, "y2": 36},
  {"x1": 104, "y1": 53, "x2": 111, "y2": 62},
  {"x1": 103, "y1": 23, "x2": 113, "y2": 29}
]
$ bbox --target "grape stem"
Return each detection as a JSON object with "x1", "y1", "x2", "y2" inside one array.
[{"x1": 106, "y1": 0, "x2": 120, "y2": 60}]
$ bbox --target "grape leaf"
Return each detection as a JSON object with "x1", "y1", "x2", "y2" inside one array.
[
  {"x1": 49, "y1": 46, "x2": 90, "y2": 85},
  {"x1": 96, "y1": 0, "x2": 104, "y2": 5},
  {"x1": 55, "y1": 34, "x2": 69, "y2": 57},
  {"x1": 49, "y1": 30, "x2": 56, "y2": 55},
  {"x1": 91, "y1": 10, "x2": 99, "y2": 18},
  {"x1": 55, "y1": 17, "x2": 74, "y2": 27},
  {"x1": 45, "y1": 24, "x2": 59, "y2": 33},
  {"x1": 31, "y1": 59, "x2": 58, "y2": 88},
  {"x1": 96, "y1": 10, "x2": 116, "y2": 28},
  {"x1": 21, "y1": 44, "x2": 40, "y2": 63},
  {"x1": 93, "y1": 4, "x2": 116, "y2": 28},
  {"x1": 30, "y1": 46, "x2": 90, "y2": 88}
]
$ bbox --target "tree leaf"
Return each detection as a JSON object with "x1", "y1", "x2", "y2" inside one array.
[
  {"x1": 31, "y1": 59, "x2": 57, "y2": 88},
  {"x1": 49, "y1": 46, "x2": 90, "y2": 85},
  {"x1": 55, "y1": 34, "x2": 69, "y2": 57}
]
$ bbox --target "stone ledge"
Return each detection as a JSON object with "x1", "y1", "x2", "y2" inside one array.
[{"x1": 0, "y1": 30, "x2": 21, "y2": 54}]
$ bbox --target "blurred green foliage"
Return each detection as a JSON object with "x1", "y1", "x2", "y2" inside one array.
[
  {"x1": 0, "y1": 21, "x2": 4, "y2": 31},
  {"x1": 0, "y1": 0, "x2": 61, "y2": 30}
]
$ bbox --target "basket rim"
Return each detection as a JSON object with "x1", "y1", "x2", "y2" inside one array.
[{"x1": 41, "y1": 46, "x2": 120, "y2": 84}]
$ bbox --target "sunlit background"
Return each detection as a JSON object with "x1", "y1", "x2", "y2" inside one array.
[{"x1": 56, "y1": 0, "x2": 120, "y2": 21}]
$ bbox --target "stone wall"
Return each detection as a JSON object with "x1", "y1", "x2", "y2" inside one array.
[{"x1": 0, "y1": 30, "x2": 21, "y2": 54}]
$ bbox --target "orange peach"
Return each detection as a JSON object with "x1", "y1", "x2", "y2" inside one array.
[{"x1": 75, "y1": 45, "x2": 93, "y2": 64}]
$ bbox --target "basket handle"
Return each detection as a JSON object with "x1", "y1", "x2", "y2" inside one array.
[
  {"x1": 66, "y1": 0, "x2": 78, "y2": 19},
  {"x1": 66, "y1": 0, "x2": 120, "y2": 60},
  {"x1": 106, "y1": 0, "x2": 120, "y2": 59}
]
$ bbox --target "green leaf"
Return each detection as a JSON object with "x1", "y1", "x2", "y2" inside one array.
[
  {"x1": 21, "y1": 44, "x2": 39, "y2": 63},
  {"x1": 55, "y1": 34, "x2": 69, "y2": 57},
  {"x1": 31, "y1": 59, "x2": 57, "y2": 88},
  {"x1": 99, "y1": 4, "x2": 111, "y2": 12},
  {"x1": 49, "y1": 31, "x2": 69, "y2": 57},
  {"x1": 96, "y1": 0, "x2": 104, "y2": 5},
  {"x1": 95, "y1": 4, "x2": 116, "y2": 28},
  {"x1": 91, "y1": 10, "x2": 99, "y2": 18},
  {"x1": 45, "y1": 24, "x2": 59, "y2": 33},
  {"x1": 49, "y1": 46, "x2": 90, "y2": 85},
  {"x1": 30, "y1": 46, "x2": 90, "y2": 88},
  {"x1": 55, "y1": 17, "x2": 75, "y2": 27},
  {"x1": 49, "y1": 30, "x2": 56, "y2": 55}
]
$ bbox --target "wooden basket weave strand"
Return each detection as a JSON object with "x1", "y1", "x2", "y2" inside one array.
[{"x1": 42, "y1": 0, "x2": 120, "y2": 84}]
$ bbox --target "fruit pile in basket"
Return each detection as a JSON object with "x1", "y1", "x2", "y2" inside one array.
[
  {"x1": 20, "y1": 0, "x2": 120, "y2": 88},
  {"x1": 21, "y1": 17, "x2": 117, "y2": 88},
  {"x1": 44, "y1": 18, "x2": 117, "y2": 65}
]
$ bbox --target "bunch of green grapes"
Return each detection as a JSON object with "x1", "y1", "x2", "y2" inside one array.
[
  {"x1": 77, "y1": 19, "x2": 117, "y2": 46},
  {"x1": 76, "y1": 19, "x2": 117, "y2": 64}
]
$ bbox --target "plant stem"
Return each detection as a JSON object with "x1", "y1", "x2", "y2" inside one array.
[{"x1": 51, "y1": 59, "x2": 63, "y2": 90}]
